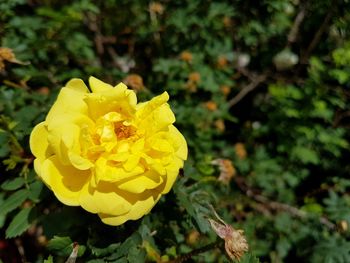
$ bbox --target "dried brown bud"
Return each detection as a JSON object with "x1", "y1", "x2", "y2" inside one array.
[
  {"x1": 211, "y1": 158, "x2": 236, "y2": 184},
  {"x1": 234, "y1": 143, "x2": 247, "y2": 160},
  {"x1": 217, "y1": 56, "x2": 228, "y2": 69},
  {"x1": 123, "y1": 74, "x2": 144, "y2": 92},
  {"x1": 186, "y1": 230, "x2": 201, "y2": 245},
  {"x1": 223, "y1": 16, "x2": 232, "y2": 28},
  {"x1": 185, "y1": 81, "x2": 197, "y2": 93},
  {"x1": 220, "y1": 85, "x2": 231, "y2": 96},
  {"x1": 0, "y1": 47, "x2": 28, "y2": 71},
  {"x1": 180, "y1": 51, "x2": 193, "y2": 62},
  {"x1": 38, "y1": 87, "x2": 50, "y2": 95},
  {"x1": 0, "y1": 47, "x2": 15, "y2": 61},
  {"x1": 188, "y1": 72, "x2": 201, "y2": 83},
  {"x1": 204, "y1": 101, "x2": 218, "y2": 111},
  {"x1": 214, "y1": 119, "x2": 225, "y2": 133},
  {"x1": 149, "y1": 2, "x2": 164, "y2": 15},
  {"x1": 208, "y1": 209, "x2": 248, "y2": 261},
  {"x1": 338, "y1": 220, "x2": 348, "y2": 232}
]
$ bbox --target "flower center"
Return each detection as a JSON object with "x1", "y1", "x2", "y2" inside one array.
[{"x1": 114, "y1": 122, "x2": 136, "y2": 140}]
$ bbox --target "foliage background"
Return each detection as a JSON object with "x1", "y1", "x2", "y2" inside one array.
[{"x1": 1, "y1": 0, "x2": 350, "y2": 262}]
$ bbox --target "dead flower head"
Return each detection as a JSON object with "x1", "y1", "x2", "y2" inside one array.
[
  {"x1": 204, "y1": 101, "x2": 218, "y2": 111},
  {"x1": 65, "y1": 242, "x2": 79, "y2": 263},
  {"x1": 0, "y1": 47, "x2": 28, "y2": 71},
  {"x1": 149, "y1": 2, "x2": 164, "y2": 15},
  {"x1": 234, "y1": 143, "x2": 247, "y2": 160},
  {"x1": 208, "y1": 208, "x2": 248, "y2": 261},
  {"x1": 180, "y1": 51, "x2": 193, "y2": 62},
  {"x1": 123, "y1": 74, "x2": 144, "y2": 92},
  {"x1": 188, "y1": 72, "x2": 201, "y2": 83},
  {"x1": 211, "y1": 158, "x2": 236, "y2": 184},
  {"x1": 220, "y1": 85, "x2": 231, "y2": 96},
  {"x1": 217, "y1": 55, "x2": 228, "y2": 69}
]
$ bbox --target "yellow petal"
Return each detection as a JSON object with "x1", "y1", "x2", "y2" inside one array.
[
  {"x1": 30, "y1": 122, "x2": 52, "y2": 160},
  {"x1": 46, "y1": 87, "x2": 88, "y2": 124},
  {"x1": 79, "y1": 182, "x2": 132, "y2": 216},
  {"x1": 47, "y1": 123, "x2": 81, "y2": 166},
  {"x1": 84, "y1": 90, "x2": 136, "y2": 120},
  {"x1": 123, "y1": 154, "x2": 140, "y2": 172},
  {"x1": 41, "y1": 156, "x2": 90, "y2": 206},
  {"x1": 136, "y1": 93, "x2": 175, "y2": 134},
  {"x1": 95, "y1": 157, "x2": 144, "y2": 183},
  {"x1": 168, "y1": 125, "x2": 188, "y2": 160},
  {"x1": 151, "y1": 138, "x2": 174, "y2": 152},
  {"x1": 65, "y1": 78, "x2": 89, "y2": 93},
  {"x1": 118, "y1": 170, "x2": 164, "y2": 193},
  {"x1": 99, "y1": 193, "x2": 161, "y2": 226},
  {"x1": 68, "y1": 152, "x2": 94, "y2": 170},
  {"x1": 162, "y1": 157, "x2": 184, "y2": 193},
  {"x1": 89, "y1": 76, "x2": 113, "y2": 93},
  {"x1": 131, "y1": 138, "x2": 144, "y2": 153}
]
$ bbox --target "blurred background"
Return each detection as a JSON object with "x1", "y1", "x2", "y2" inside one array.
[{"x1": 1, "y1": 0, "x2": 350, "y2": 262}]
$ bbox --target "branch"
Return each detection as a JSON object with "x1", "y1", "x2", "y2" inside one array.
[
  {"x1": 228, "y1": 73, "x2": 267, "y2": 107},
  {"x1": 300, "y1": 3, "x2": 335, "y2": 64},
  {"x1": 234, "y1": 177, "x2": 336, "y2": 230},
  {"x1": 287, "y1": 6, "x2": 307, "y2": 46}
]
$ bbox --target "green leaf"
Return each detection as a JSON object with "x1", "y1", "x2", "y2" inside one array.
[
  {"x1": 0, "y1": 189, "x2": 28, "y2": 216},
  {"x1": 127, "y1": 245, "x2": 146, "y2": 263},
  {"x1": 6, "y1": 206, "x2": 36, "y2": 238},
  {"x1": 1, "y1": 177, "x2": 25, "y2": 191},
  {"x1": 43, "y1": 255, "x2": 53, "y2": 263},
  {"x1": 239, "y1": 253, "x2": 261, "y2": 263},
  {"x1": 47, "y1": 236, "x2": 86, "y2": 257},
  {"x1": 90, "y1": 242, "x2": 120, "y2": 257},
  {"x1": 47, "y1": 236, "x2": 73, "y2": 256},
  {"x1": 291, "y1": 146, "x2": 319, "y2": 164},
  {"x1": 107, "y1": 232, "x2": 143, "y2": 261},
  {"x1": 28, "y1": 181, "x2": 44, "y2": 202}
]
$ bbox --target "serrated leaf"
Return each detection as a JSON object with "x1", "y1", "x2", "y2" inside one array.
[
  {"x1": 239, "y1": 253, "x2": 261, "y2": 263},
  {"x1": 6, "y1": 206, "x2": 36, "y2": 238},
  {"x1": 1, "y1": 177, "x2": 25, "y2": 191},
  {"x1": 28, "y1": 180, "x2": 44, "y2": 202},
  {"x1": 127, "y1": 246, "x2": 146, "y2": 263},
  {"x1": 107, "y1": 232, "x2": 143, "y2": 261},
  {"x1": 0, "y1": 189, "x2": 28, "y2": 216},
  {"x1": 47, "y1": 236, "x2": 72, "y2": 256},
  {"x1": 47, "y1": 236, "x2": 85, "y2": 257},
  {"x1": 291, "y1": 146, "x2": 319, "y2": 165},
  {"x1": 90, "y1": 242, "x2": 120, "y2": 257}
]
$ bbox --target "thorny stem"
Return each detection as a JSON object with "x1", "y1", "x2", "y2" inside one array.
[{"x1": 170, "y1": 240, "x2": 224, "y2": 263}]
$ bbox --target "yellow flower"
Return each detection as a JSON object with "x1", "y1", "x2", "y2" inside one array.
[{"x1": 30, "y1": 77, "x2": 187, "y2": 226}]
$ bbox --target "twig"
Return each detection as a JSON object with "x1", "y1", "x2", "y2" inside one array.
[
  {"x1": 86, "y1": 12, "x2": 104, "y2": 66},
  {"x1": 333, "y1": 110, "x2": 350, "y2": 127},
  {"x1": 234, "y1": 177, "x2": 336, "y2": 230},
  {"x1": 170, "y1": 240, "x2": 223, "y2": 263},
  {"x1": 300, "y1": 3, "x2": 335, "y2": 64},
  {"x1": 14, "y1": 238, "x2": 26, "y2": 263},
  {"x1": 228, "y1": 74, "x2": 267, "y2": 107},
  {"x1": 287, "y1": 6, "x2": 307, "y2": 46}
]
